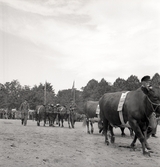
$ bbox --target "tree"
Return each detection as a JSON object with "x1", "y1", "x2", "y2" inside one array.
[
  {"x1": 126, "y1": 75, "x2": 140, "y2": 91},
  {"x1": 113, "y1": 78, "x2": 127, "y2": 91},
  {"x1": 56, "y1": 89, "x2": 72, "y2": 106},
  {"x1": 30, "y1": 82, "x2": 56, "y2": 109},
  {"x1": 96, "y1": 78, "x2": 112, "y2": 99},
  {"x1": 3, "y1": 80, "x2": 22, "y2": 110},
  {"x1": 82, "y1": 79, "x2": 99, "y2": 101},
  {"x1": 152, "y1": 73, "x2": 160, "y2": 86}
]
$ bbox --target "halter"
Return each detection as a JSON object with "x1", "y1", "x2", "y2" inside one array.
[{"x1": 147, "y1": 96, "x2": 160, "y2": 112}]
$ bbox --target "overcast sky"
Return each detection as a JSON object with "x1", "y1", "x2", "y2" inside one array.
[{"x1": 0, "y1": 0, "x2": 160, "y2": 93}]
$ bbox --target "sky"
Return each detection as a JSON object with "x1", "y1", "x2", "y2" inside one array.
[{"x1": 0, "y1": 0, "x2": 160, "y2": 93}]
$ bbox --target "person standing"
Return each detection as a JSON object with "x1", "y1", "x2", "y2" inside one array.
[
  {"x1": 141, "y1": 75, "x2": 152, "y2": 90},
  {"x1": 151, "y1": 113, "x2": 160, "y2": 138},
  {"x1": 20, "y1": 99, "x2": 30, "y2": 126},
  {"x1": 141, "y1": 75, "x2": 158, "y2": 138}
]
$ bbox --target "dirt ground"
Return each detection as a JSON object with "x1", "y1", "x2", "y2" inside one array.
[{"x1": 0, "y1": 119, "x2": 160, "y2": 167}]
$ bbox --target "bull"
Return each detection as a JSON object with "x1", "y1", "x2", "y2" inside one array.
[
  {"x1": 35, "y1": 104, "x2": 57, "y2": 126},
  {"x1": 84, "y1": 100, "x2": 133, "y2": 136},
  {"x1": 35, "y1": 105, "x2": 45, "y2": 126},
  {"x1": 83, "y1": 101, "x2": 103, "y2": 134},
  {"x1": 99, "y1": 86, "x2": 160, "y2": 156},
  {"x1": 56, "y1": 105, "x2": 75, "y2": 128}
]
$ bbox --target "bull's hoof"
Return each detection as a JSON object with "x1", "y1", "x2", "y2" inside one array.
[
  {"x1": 143, "y1": 151, "x2": 151, "y2": 157},
  {"x1": 145, "y1": 143, "x2": 151, "y2": 150},
  {"x1": 111, "y1": 136, "x2": 115, "y2": 143},
  {"x1": 87, "y1": 131, "x2": 90, "y2": 134},
  {"x1": 91, "y1": 130, "x2": 93, "y2": 134},
  {"x1": 130, "y1": 143, "x2": 136, "y2": 151},
  {"x1": 105, "y1": 140, "x2": 109, "y2": 145}
]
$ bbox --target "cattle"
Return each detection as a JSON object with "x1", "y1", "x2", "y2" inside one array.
[
  {"x1": 45, "y1": 104, "x2": 57, "y2": 126},
  {"x1": 99, "y1": 86, "x2": 160, "y2": 156},
  {"x1": 35, "y1": 105, "x2": 46, "y2": 126},
  {"x1": 35, "y1": 104, "x2": 58, "y2": 127},
  {"x1": 56, "y1": 105, "x2": 74, "y2": 128},
  {"x1": 84, "y1": 101, "x2": 103, "y2": 134},
  {"x1": 84, "y1": 100, "x2": 133, "y2": 136}
]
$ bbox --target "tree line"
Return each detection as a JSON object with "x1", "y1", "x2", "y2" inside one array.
[{"x1": 0, "y1": 73, "x2": 159, "y2": 114}]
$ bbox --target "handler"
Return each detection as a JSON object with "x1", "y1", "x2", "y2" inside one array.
[
  {"x1": 20, "y1": 99, "x2": 30, "y2": 126},
  {"x1": 141, "y1": 75, "x2": 158, "y2": 138}
]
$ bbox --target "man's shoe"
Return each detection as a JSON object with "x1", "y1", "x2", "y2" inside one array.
[{"x1": 152, "y1": 134, "x2": 158, "y2": 138}]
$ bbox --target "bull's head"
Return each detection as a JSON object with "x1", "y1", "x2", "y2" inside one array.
[{"x1": 142, "y1": 86, "x2": 160, "y2": 114}]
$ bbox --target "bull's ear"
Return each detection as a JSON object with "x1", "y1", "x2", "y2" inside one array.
[{"x1": 141, "y1": 86, "x2": 149, "y2": 95}]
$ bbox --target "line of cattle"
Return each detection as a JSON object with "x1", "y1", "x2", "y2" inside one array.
[
  {"x1": 35, "y1": 104, "x2": 86, "y2": 128},
  {"x1": 35, "y1": 102, "x2": 133, "y2": 137},
  {"x1": 30, "y1": 85, "x2": 160, "y2": 156}
]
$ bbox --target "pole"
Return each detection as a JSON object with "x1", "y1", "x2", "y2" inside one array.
[
  {"x1": 44, "y1": 81, "x2": 47, "y2": 105},
  {"x1": 72, "y1": 81, "x2": 75, "y2": 103}
]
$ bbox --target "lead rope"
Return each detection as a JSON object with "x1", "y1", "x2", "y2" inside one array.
[{"x1": 147, "y1": 96, "x2": 160, "y2": 112}]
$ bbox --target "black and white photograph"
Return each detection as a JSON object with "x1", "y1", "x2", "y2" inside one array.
[{"x1": 0, "y1": 0, "x2": 160, "y2": 167}]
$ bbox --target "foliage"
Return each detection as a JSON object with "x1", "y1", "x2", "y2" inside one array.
[
  {"x1": 0, "y1": 81, "x2": 56, "y2": 110},
  {"x1": 113, "y1": 77, "x2": 127, "y2": 91},
  {"x1": 126, "y1": 75, "x2": 141, "y2": 91},
  {"x1": 0, "y1": 73, "x2": 159, "y2": 113},
  {"x1": 152, "y1": 73, "x2": 160, "y2": 86}
]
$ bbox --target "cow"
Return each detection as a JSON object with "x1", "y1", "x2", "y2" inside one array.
[
  {"x1": 45, "y1": 104, "x2": 57, "y2": 126},
  {"x1": 35, "y1": 105, "x2": 46, "y2": 126},
  {"x1": 99, "y1": 86, "x2": 160, "y2": 156},
  {"x1": 84, "y1": 101, "x2": 103, "y2": 134},
  {"x1": 84, "y1": 100, "x2": 133, "y2": 136},
  {"x1": 35, "y1": 104, "x2": 58, "y2": 127},
  {"x1": 56, "y1": 104, "x2": 73, "y2": 128}
]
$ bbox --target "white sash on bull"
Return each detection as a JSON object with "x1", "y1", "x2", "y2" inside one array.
[
  {"x1": 96, "y1": 104, "x2": 100, "y2": 115},
  {"x1": 117, "y1": 91, "x2": 130, "y2": 127}
]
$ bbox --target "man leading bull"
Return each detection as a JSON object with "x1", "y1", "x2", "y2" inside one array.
[{"x1": 141, "y1": 75, "x2": 159, "y2": 138}]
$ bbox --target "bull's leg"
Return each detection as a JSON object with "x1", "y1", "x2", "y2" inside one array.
[
  {"x1": 90, "y1": 121, "x2": 94, "y2": 134},
  {"x1": 98, "y1": 121, "x2": 103, "y2": 134},
  {"x1": 37, "y1": 121, "x2": 40, "y2": 126},
  {"x1": 58, "y1": 118, "x2": 60, "y2": 127},
  {"x1": 61, "y1": 119, "x2": 64, "y2": 127},
  {"x1": 109, "y1": 125, "x2": 115, "y2": 143},
  {"x1": 68, "y1": 115, "x2": 71, "y2": 128},
  {"x1": 58, "y1": 115, "x2": 61, "y2": 127},
  {"x1": 53, "y1": 114, "x2": 57, "y2": 126},
  {"x1": 73, "y1": 121, "x2": 75, "y2": 128},
  {"x1": 103, "y1": 118, "x2": 109, "y2": 145},
  {"x1": 86, "y1": 118, "x2": 90, "y2": 134},
  {"x1": 120, "y1": 127, "x2": 126, "y2": 136},
  {"x1": 144, "y1": 129, "x2": 152, "y2": 151},
  {"x1": 21, "y1": 119, "x2": 24, "y2": 125},
  {"x1": 128, "y1": 127, "x2": 134, "y2": 137},
  {"x1": 71, "y1": 117, "x2": 75, "y2": 128},
  {"x1": 43, "y1": 118, "x2": 46, "y2": 126},
  {"x1": 130, "y1": 135, "x2": 137, "y2": 150},
  {"x1": 71, "y1": 121, "x2": 74, "y2": 128},
  {"x1": 129, "y1": 121, "x2": 151, "y2": 156},
  {"x1": 43, "y1": 114, "x2": 46, "y2": 126}
]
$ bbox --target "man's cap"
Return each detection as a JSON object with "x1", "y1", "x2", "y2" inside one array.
[{"x1": 141, "y1": 75, "x2": 151, "y2": 82}]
